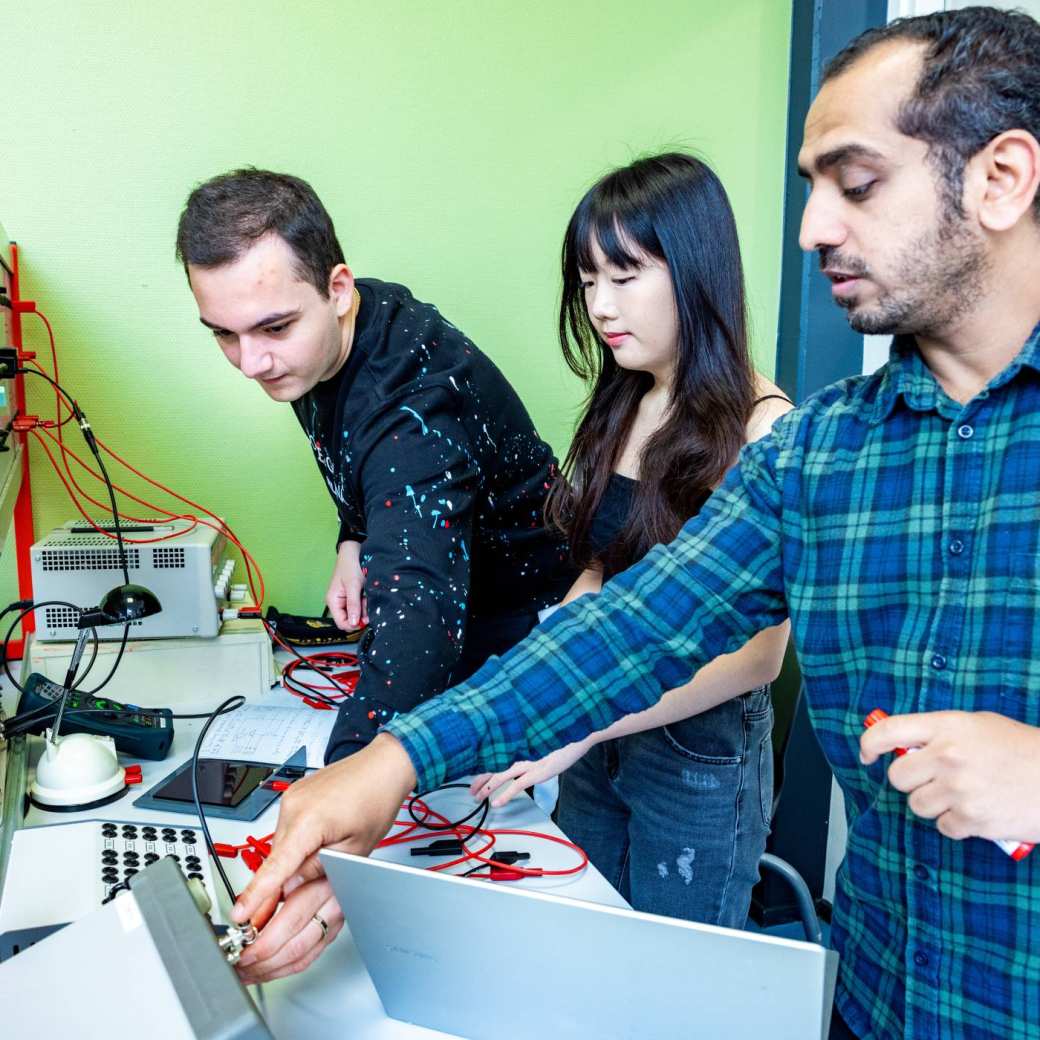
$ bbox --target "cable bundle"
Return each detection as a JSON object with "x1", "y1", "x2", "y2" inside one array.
[
  {"x1": 21, "y1": 309, "x2": 265, "y2": 606},
  {"x1": 17, "y1": 309, "x2": 370, "y2": 706}
]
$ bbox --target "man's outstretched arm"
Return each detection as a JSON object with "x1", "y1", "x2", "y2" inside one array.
[{"x1": 232, "y1": 432, "x2": 789, "y2": 929}]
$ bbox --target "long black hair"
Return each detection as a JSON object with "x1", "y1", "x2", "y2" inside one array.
[{"x1": 546, "y1": 152, "x2": 756, "y2": 573}]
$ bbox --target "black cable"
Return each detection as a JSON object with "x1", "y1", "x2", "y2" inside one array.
[
  {"x1": 167, "y1": 703, "x2": 245, "y2": 720},
  {"x1": 0, "y1": 599, "x2": 39, "y2": 686},
  {"x1": 408, "y1": 782, "x2": 490, "y2": 834},
  {"x1": 70, "y1": 626, "x2": 101, "y2": 688},
  {"x1": 18, "y1": 366, "x2": 130, "y2": 585},
  {"x1": 0, "y1": 603, "x2": 127, "y2": 740},
  {"x1": 192, "y1": 695, "x2": 246, "y2": 905},
  {"x1": 1, "y1": 600, "x2": 98, "y2": 695},
  {"x1": 0, "y1": 598, "x2": 34, "y2": 673},
  {"x1": 269, "y1": 624, "x2": 399, "y2": 724},
  {"x1": 0, "y1": 603, "x2": 122, "y2": 711},
  {"x1": 1, "y1": 697, "x2": 244, "y2": 740},
  {"x1": 0, "y1": 598, "x2": 31, "y2": 626},
  {"x1": 263, "y1": 618, "x2": 356, "y2": 705},
  {"x1": 90, "y1": 448, "x2": 129, "y2": 585},
  {"x1": 17, "y1": 364, "x2": 77, "y2": 413},
  {"x1": 280, "y1": 670, "x2": 340, "y2": 708},
  {"x1": 83, "y1": 622, "x2": 130, "y2": 695}
]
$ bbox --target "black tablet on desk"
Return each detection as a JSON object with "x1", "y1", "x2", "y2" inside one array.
[
  {"x1": 133, "y1": 746, "x2": 307, "y2": 821},
  {"x1": 152, "y1": 759, "x2": 276, "y2": 808}
]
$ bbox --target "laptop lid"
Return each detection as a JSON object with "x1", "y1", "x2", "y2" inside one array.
[{"x1": 322, "y1": 850, "x2": 837, "y2": 1040}]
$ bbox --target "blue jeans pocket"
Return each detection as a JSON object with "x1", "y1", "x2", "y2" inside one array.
[
  {"x1": 662, "y1": 687, "x2": 771, "y2": 765},
  {"x1": 662, "y1": 688, "x2": 774, "y2": 828}
]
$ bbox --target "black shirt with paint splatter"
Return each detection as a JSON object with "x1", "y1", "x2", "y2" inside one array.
[{"x1": 292, "y1": 278, "x2": 574, "y2": 762}]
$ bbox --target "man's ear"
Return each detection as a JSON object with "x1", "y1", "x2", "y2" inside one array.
[
  {"x1": 328, "y1": 263, "x2": 356, "y2": 316},
  {"x1": 969, "y1": 129, "x2": 1040, "y2": 232}
]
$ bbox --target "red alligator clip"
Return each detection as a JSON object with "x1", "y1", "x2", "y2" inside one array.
[
  {"x1": 242, "y1": 848, "x2": 265, "y2": 873},
  {"x1": 246, "y1": 834, "x2": 273, "y2": 857},
  {"x1": 488, "y1": 868, "x2": 537, "y2": 882}
]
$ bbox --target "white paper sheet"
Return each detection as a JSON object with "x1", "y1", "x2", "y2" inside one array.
[{"x1": 200, "y1": 703, "x2": 336, "y2": 769}]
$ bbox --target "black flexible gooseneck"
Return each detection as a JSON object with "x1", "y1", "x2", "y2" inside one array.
[{"x1": 19, "y1": 366, "x2": 130, "y2": 583}]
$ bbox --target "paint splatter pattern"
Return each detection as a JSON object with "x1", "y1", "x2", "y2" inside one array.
[{"x1": 292, "y1": 279, "x2": 573, "y2": 761}]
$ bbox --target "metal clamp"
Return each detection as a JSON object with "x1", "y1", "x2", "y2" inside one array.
[{"x1": 217, "y1": 921, "x2": 258, "y2": 965}]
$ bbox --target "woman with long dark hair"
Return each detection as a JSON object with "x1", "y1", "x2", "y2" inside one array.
[{"x1": 472, "y1": 153, "x2": 791, "y2": 925}]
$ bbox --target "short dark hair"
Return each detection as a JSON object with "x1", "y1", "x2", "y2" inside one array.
[
  {"x1": 175, "y1": 168, "x2": 345, "y2": 296},
  {"x1": 823, "y1": 6, "x2": 1040, "y2": 219}
]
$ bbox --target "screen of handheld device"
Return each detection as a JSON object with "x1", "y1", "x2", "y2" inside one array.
[{"x1": 151, "y1": 759, "x2": 275, "y2": 807}]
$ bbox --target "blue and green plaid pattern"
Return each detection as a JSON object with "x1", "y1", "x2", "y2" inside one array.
[{"x1": 386, "y1": 325, "x2": 1040, "y2": 1040}]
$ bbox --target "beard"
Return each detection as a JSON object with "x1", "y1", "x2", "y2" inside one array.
[{"x1": 823, "y1": 206, "x2": 989, "y2": 337}]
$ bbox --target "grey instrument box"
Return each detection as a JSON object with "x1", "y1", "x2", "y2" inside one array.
[
  {"x1": 31, "y1": 519, "x2": 231, "y2": 640},
  {"x1": 0, "y1": 856, "x2": 271, "y2": 1038}
]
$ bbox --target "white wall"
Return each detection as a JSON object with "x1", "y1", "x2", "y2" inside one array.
[{"x1": 948, "y1": 0, "x2": 1040, "y2": 16}]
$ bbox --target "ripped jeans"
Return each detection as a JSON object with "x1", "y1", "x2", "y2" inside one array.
[{"x1": 555, "y1": 687, "x2": 773, "y2": 927}]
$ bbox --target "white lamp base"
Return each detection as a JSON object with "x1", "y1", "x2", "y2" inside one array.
[{"x1": 30, "y1": 731, "x2": 127, "y2": 811}]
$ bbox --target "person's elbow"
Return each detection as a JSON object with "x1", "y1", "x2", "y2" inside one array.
[
  {"x1": 749, "y1": 623, "x2": 790, "y2": 687},
  {"x1": 759, "y1": 656, "x2": 784, "y2": 686}
]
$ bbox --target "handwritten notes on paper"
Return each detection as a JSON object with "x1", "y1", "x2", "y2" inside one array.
[{"x1": 200, "y1": 704, "x2": 336, "y2": 769}]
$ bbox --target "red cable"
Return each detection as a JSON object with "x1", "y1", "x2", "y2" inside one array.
[
  {"x1": 31, "y1": 428, "x2": 203, "y2": 542},
  {"x1": 31, "y1": 423, "x2": 266, "y2": 604},
  {"x1": 380, "y1": 794, "x2": 587, "y2": 879},
  {"x1": 28, "y1": 314, "x2": 73, "y2": 429},
  {"x1": 91, "y1": 433, "x2": 266, "y2": 605},
  {"x1": 25, "y1": 308, "x2": 267, "y2": 605},
  {"x1": 35, "y1": 423, "x2": 188, "y2": 530},
  {"x1": 452, "y1": 826, "x2": 589, "y2": 878},
  {"x1": 282, "y1": 653, "x2": 359, "y2": 695},
  {"x1": 216, "y1": 792, "x2": 587, "y2": 888},
  {"x1": 265, "y1": 626, "x2": 360, "y2": 703}
]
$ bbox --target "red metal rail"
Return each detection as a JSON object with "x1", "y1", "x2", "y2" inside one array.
[{"x1": 5, "y1": 240, "x2": 35, "y2": 657}]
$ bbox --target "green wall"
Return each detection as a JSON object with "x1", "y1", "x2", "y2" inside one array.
[{"x1": 2, "y1": 1, "x2": 792, "y2": 611}]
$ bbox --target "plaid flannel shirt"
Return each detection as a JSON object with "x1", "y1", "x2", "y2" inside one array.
[{"x1": 386, "y1": 323, "x2": 1040, "y2": 1040}]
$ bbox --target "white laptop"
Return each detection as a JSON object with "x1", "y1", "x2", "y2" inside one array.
[{"x1": 322, "y1": 850, "x2": 837, "y2": 1040}]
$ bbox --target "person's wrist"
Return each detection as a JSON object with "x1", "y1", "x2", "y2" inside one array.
[{"x1": 369, "y1": 732, "x2": 418, "y2": 800}]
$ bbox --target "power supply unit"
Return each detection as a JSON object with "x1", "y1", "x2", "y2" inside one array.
[{"x1": 30, "y1": 520, "x2": 235, "y2": 641}]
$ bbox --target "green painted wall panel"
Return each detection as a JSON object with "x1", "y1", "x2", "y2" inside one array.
[{"x1": 2, "y1": 1, "x2": 791, "y2": 610}]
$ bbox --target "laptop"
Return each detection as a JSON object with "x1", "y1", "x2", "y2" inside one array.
[{"x1": 322, "y1": 850, "x2": 837, "y2": 1040}]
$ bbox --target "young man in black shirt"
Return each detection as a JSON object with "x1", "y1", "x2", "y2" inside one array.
[{"x1": 176, "y1": 169, "x2": 573, "y2": 762}]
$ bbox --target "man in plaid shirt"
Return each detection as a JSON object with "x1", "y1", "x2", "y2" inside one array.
[{"x1": 236, "y1": 8, "x2": 1040, "y2": 1038}]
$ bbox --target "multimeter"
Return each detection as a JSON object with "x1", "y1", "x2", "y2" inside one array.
[{"x1": 15, "y1": 672, "x2": 175, "y2": 760}]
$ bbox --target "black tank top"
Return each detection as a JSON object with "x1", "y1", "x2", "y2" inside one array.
[
  {"x1": 586, "y1": 393, "x2": 791, "y2": 579},
  {"x1": 587, "y1": 473, "x2": 638, "y2": 580}
]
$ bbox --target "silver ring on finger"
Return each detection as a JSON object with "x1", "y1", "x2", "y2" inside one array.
[{"x1": 311, "y1": 912, "x2": 329, "y2": 943}]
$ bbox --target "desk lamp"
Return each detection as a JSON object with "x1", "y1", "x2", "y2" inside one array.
[{"x1": 30, "y1": 582, "x2": 162, "y2": 811}]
